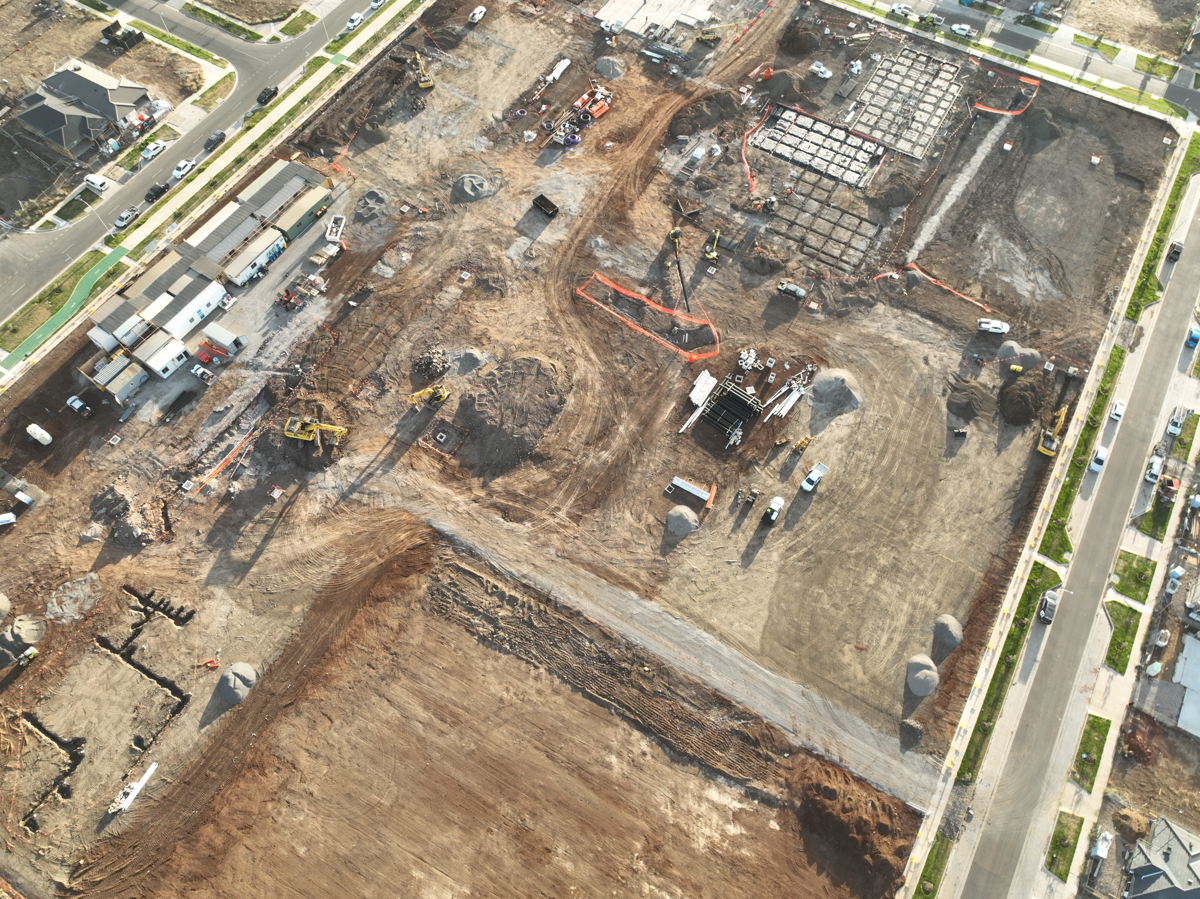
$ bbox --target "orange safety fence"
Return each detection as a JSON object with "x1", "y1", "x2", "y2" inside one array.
[
  {"x1": 968, "y1": 57, "x2": 1040, "y2": 115},
  {"x1": 875, "y1": 263, "x2": 991, "y2": 312},
  {"x1": 741, "y1": 105, "x2": 773, "y2": 192},
  {"x1": 575, "y1": 272, "x2": 720, "y2": 363}
]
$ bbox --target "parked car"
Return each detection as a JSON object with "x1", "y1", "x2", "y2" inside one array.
[
  {"x1": 140, "y1": 139, "x2": 167, "y2": 160},
  {"x1": 1037, "y1": 589, "x2": 1059, "y2": 624},
  {"x1": 1146, "y1": 454, "x2": 1165, "y2": 483},
  {"x1": 777, "y1": 280, "x2": 807, "y2": 299},
  {"x1": 1187, "y1": 327, "x2": 1200, "y2": 348},
  {"x1": 145, "y1": 182, "x2": 170, "y2": 203},
  {"x1": 1110, "y1": 400, "x2": 1126, "y2": 421},
  {"x1": 1168, "y1": 406, "x2": 1186, "y2": 437},
  {"x1": 66, "y1": 395, "x2": 92, "y2": 418},
  {"x1": 977, "y1": 318, "x2": 1010, "y2": 334},
  {"x1": 204, "y1": 130, "x2": 226, "y2": 151},
  {"x1": 1089, "y1": 445, "x2": 1108, "y2": 472},
  {"x1": 950, "y1": 23, "x2": 978, "y2": 37},
  {"x1": 172, "y1": 158, "x2": 196, "y2": 180},
  {"x1": 347, "y1": 12, "x2": 364, "y2": 29},
  {"x1": 920, "y1": 13, "x2": 944, "y2": 24},
  {"x1": 257, "y1": 86, "x2": 279, "y2": 105},
  {"x1": 370, "y1": 0, "x2": 384, "y2": 7},
  {"x1": 762, "y1": 496, "x2": 784, "y2": 524},
  {"x1": 468, "y1": 5, "x2": 486, "y2": 22},
  {"x1": 83, "y1": 174, "x2": 108, "y2": 193},
  {"x1": 889, "y1": 3, "x2": 915, "y2": 15},
  {"x1": 114, "y1": 206, "x2": 141, "y2": 229},
  {"x1": 1169, "y1": 240, "x2": 1184, "y2": 261},
  {"x1": 800, "y1": 462, "x2": 829, "y2": 492}
]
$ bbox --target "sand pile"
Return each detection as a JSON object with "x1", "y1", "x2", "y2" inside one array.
[
  {"x1": 906, "y1": 655, "x2": 939, "y2": 696},
  {"x1": 997, "y1": 339, "x2": 1039, "y2": 367},
  {"x1": 667, "y1": 505, "x2": 699, "y2": 536},
  {"x1": 998, "y1": 371, "x2": 1048, "y2": 426},
  {"x1": 452, "y1": 174, "x2": 499, "y2": 201},
  {"x1": 933, "y1": 614, "x2": 963, "y2": 649},
  {"x1": 457, "y1": 357, "x2": 572, "y2": 472},
  {"x1": 741, "y1": 245, "x2": 785, "y2": 275},
  {"x1": 810, "y1": 369, "x2": 863, "y2": 417},
  {"x1": 46, "y1": 574, "x2": 100, "y2": 623},
  {"x1": 668, "y1": 90, "x2": 742, "y2": 137},
  {"x1": 218, "y1": 663, "x2": 258, "y2": 705},
  {"x1": 0, "y1": 615, "x2": 45, "y2": 665},
  {"x1": 779, "y1": 24, "x2": 820, "y2": 55},
  {"x1": 868, "y1": 171, "x2": 919, "y2": 210},
  {"x1": 946, "y1": 376, "x2": 996, "y2": 421},
  {"x1": 1113, "y1": 809, "x2": 1149, "y2": 843},
  {"x1": 595, "y1": 56, "x2": 625, "y2": 79},
  {"x1": 1026, "y1": 107, "x2": 1061, "y2": 141}
]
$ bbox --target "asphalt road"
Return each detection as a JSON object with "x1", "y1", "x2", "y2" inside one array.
[
  {"x1": 0, "y1": 0, "x2": 369, "y2": 321},
  {"x1": 960, "y1": 205, "x2": 1200, "y2": 897}
]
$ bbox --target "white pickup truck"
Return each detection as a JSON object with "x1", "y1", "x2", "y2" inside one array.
[
  {"x1": 977, "y1": 318, "x2": 1010, "y2": 334},
  {"x1": 801, "y1": 463, "x2": 829, "y2": 492}
]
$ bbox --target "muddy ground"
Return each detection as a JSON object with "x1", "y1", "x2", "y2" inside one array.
[{"x1": 0, "y1": 0, "x2": 1175, "y2": 894}]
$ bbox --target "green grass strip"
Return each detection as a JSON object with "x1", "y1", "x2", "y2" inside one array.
[
  {"x1": 1129, "y1": 133, "x2": 1200, "y2": 320},
  {"x1": 1136, "y1": 495, "x2": 1177, "y2": 542},
  {"x1": 1039, "y1": 347, "x2": 1125, "y2": 561},
  {"x1": 115, "y1": 124, "x2": 181, "y2": 171},
  {"x1": 957, "y1": 562, "x2": 1061, "y2": 783},
  {"x1": 132, "y1": 20, "x2": 229, "y2": 67},
  {"x1": 1072, "y1": 714, "x2": 1111, "y2": 792},
  {"x1": 54, "y1": 189, "x2": 102, "y2": 222},
  {"x1": 349, "y1": 0, "x2": 423, "y2": 63},
  {"x1": 916, "y1": 834, "x2": 954, "y2": 896},
  {"x1": 1135, "y1": 54, "x2": 1179, "y2": 80},
  {"x1": 1104, "y1": 600, "x2": 1141, "y2": 674},
  {"x1": 194, "y1": 72, "x2": 236, "y2": 111},
  {"x1": 1113, "y1": 549, "x2": 1156, "y2": 604},
  {"x1": 1017, "y1": 14, "x2": 1057, "y2": 33},
  {"x1": 182, "y1": 3, "x2": 263, "y2": 40},
  {"x1": 1046, "y1": 811, "x2": 1084, "y2": 881},
  {"x1": 1073, "y1": 34, "x2": 1120, "y2": 61},
  {"x1": 1173, "y1": 414, "x2": 1197, "y2": 461},
  {"x1": 280, "y1": 9, "x2": 316, "y2": 35}
]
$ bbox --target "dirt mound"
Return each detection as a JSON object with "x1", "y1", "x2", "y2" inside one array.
[
  {"x1": 452, "y1": 173, "x2": 499, "y2": 201},
  {"x1": 1025, "y1": 107, "x2": 1062, "y2": 141},
  {"x1": 946, "y1": 376, "x2": 996, "y2": 421},
  {"x1": 741, "y1": 245, "x2": 785, "y2": 275},
  {"x1": 693, "y1": 174, "x2": 719, "y2": 191},
  {"x1": 667, "y1": 505, "x2": 699, "y2": 536},
  {"x1": 933, "y1": 614, "x2": 963, "y2": 648},
  {"x1": 413, "y1": 347, "x2": 450, "y2": 380},
  {"x1": 456, "y1": 357, "x2": 572, "y2": 474},
  {"x1": 868, "y1": 172, "x2": 919, "y2": 210},
  {"x1": 1113, "y1": 808, "x2": 1149, "y2": 843},
  {"x1": 595, "y1": 56, "x2": 625, "y2": 79},
  {"x1": 668, "y1": 90, "x2": 742, "y2": 137},
  {"x1": 998, "y1": 371, "x2": 1048, "y2": 426},
  {"x1": 780, "y1": 24, "x2": 820, "y2": 56},
  {"x1": 217, "y1": 663, "x2": 258, "y2": 705},
  {"x1": 810, "y1": 369, "x2": 863, "y2": 417},
  {"x1": 906, "y1": 655, "x2": 939, "y2": 696},
  {"x1": 767, "y1": 69, "x2": 823, "y2": 107}
]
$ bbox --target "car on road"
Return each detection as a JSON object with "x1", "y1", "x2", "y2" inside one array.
[
  {"x1": 114, "y1": 206, "x2": 141, "y2": 229},
  {"x1": 347, "y1": 12, "x2": 364, "y2": 29},
  {"x1": 204, "y1": 130, "x2": 226, "y2": 151},
  {"x1": 1168, "y1": 240, "x2": 1184, "y2": 261},
  {"x1": 950, "y1": 23, "x2": 978, "y2": 37},
  {"x1": 1037, "y1": 589, "x2": 1059, "y2": 624},
  {"x1": 1146, "y1": 454, "x2": 1165, "y2": 483},
  {"x1": 140, "y1": 140, "x2": 167, "y2": 161},
  {"x1": 145, "y1": 182, "x2": 170, "y2": 203},
  {"x1": 257, "y1": 86, "x2": 279, "y2": 105},
  {"x1": 172, "y1": 158, "x2": 196, "y2": 180},
  {"x1": 1110, "y1": 400, "x2": 1125, "y2": 421},
  {"x1": 1187, "y1": 327, "x2": 1200, "y2": 348},
  {"x1": 889, "y1": 3, "x2": 915, "y2": 15},
  {"x1": 977, "y1": 318, "x2": 1010, "y2": 334},
  {"x1": 1089, "y1": 445, "x2": 1108, "y2": 472},
  {"x1": 83, "y1": 174, "x2": 108, "y2": 193},
  {"x1": 1168, "y1": 406, "x2": 1186, "y2": 437},
  {"x1": 919, "y1": 13, "x2": 944, "y2": 24},
  {"x1": 777, "y1": 280, "x2": 807, "y2": 298},
  {"x1": 370, "y1": 0, "x2": 384, "y2": 6},
  {"x1": 66, "y1": 396, "x2": 92, "y2": 418}
]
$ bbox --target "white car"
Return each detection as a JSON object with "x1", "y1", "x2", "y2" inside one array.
[
  {"x1": 801, "y1": 463, "x2": 829, "y2": 492},
  {"x1": 370, "y1": 0, "x2": 383, "y2": 6},
  {"x1": 83, "y1": 174, "x2": 108, "y2": 193},
  {"x1": 141, "y1": 140, "x2": 167, "y2": 160},
  {"x1": 777, "y1": 280, "x2": 807, "y2": 298},
  {"x1": 1146, "y1": 454, "x2": 1165, "y2": 483},
  {"x1": 808, "y1": 61, "x2": 833, "y2": 79},
  {"x1": 468, "y1": 5, "x2": 486, "y2": 22},
  {"x1": 172, "y1": 158, "x2": 196, "y2": 179},
  {"x1": 977, "y1": 318, "x2": 1010, "y2": 334},
  {"x1": 1110, "y1": 400, "x2": 1126, "y2": 421},
  {"x1": 1089, "y1": 445, "x2": 1108, "y2": 472},
  {"x1": 347, "y1": 12, "x2": 364, "y2": 29},
  {"x1": 950, "y1": 23, "x2": 979, "y2": 37},
  {"x1": 890, "y1": 3, "x2": 915, "y2": 16}
]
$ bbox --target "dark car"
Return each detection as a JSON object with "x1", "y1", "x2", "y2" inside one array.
[
  {"x1": 256, "y1": 86, "x2": 279, "y2": 105},
  {"x1": 1037, "y1": 589, "x2": 1059, "y2": 624},
  {"x1": 1168, "y1": 240, "x2": 1184, "y2": 262},
  {"x1": 66, "y1": 395, "x2": 92, "y2": 418},
  {"x1": 204, "y1": 130, "x2": 226, "y2": 151},
  {"x1": 144, "y1": 182, "x2": 170, "y2": 203}
]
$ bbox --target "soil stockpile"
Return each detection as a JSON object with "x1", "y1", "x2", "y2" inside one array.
[
  {"x1": 667, "y1": 505, "x2": 699, "y2": 536},
  {"x1": 946, "y1": 376, "x2": 996, "y2": 421},
  {"x1": 779, "y1": 24, "x2": 820, "y2": 56},
  {"x1": 693, "y1": 174, "x2": 719, "y2": 191},
  {"x1": 452, "y1": 174, "x2": 499, "y2": 201},
  {"x1": 1113, "y1": 808, "x2": 1150, "y2": 843},
  {"x1": 595, "y1": 57, "x2": 625, "y2": 79},
  {"x1": 934, "y1": 615, "x2": 963, "y2": 649},
  {"x1": 766, "y1": 69, "x2": 823, "y2": 108},
  {"x1": 741, "y1": 245, "x2": 785, "y2": 275},
  {"x1": 217, "y1": 664, "x2": 258, "y2": 705},
  {"x1": 998, "y1": 371, "x2": 1048, "y2": 426},
  {"x1": 810, "y1": 369, "x2": 863, "y2": 417},
  {"x1": 906, "y1": 655, "x2": 939, "y2": 696},
  {"x1": 868, "y1": 172, "x2": 919, "y2": 211},
  {"x1": 668, "y1": 90, "x2": 742, "y2": 137}
]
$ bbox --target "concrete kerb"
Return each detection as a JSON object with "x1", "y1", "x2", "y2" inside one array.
[
  {"x1": 897, "y1": 130, "x2": 1192, "y2": 899},
  {"x1": 0, "y1": 0, "x2": 437, "y2": 392}
]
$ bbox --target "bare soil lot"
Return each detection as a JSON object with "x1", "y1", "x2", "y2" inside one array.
[{"x1": 1070, "y1": 0, "x2": 1194, "y2": 59}]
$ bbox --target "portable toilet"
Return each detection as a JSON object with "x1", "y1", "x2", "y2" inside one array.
[{"x1": 0, "y1": 514, "x2": 15, "y2": 527}]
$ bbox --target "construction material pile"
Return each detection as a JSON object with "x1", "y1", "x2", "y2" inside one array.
[
  {"x1": 998, "y1": 371, "x2": 1048, "y2": 426},
  {"x1": 413, "y1": 348, "x2": 450, "y2": 380},
  {"x1": 668, "y1": 90, "x2": 742, "y2": 137},
  {"x1": 933, "y1": 614, "x2": 963, "y2": 649},
  {"x1": 946, "y1": 376, "x2": 996, "y2": 421},
  {"x1": 906, "y1": 654, "x2": 939, "y2": 696},
  {"x1": 452, "y1": 173, "x2": 500, "y2": 202},
  {"x1": 594, "y1": 57, "x2": 625, "y2": 79},
  {"x1": 218, "y1": 663, "x2": 258, "y2": 705},
  {"x1": 666, "y1": 505, "x2": 699, "y2": 536}
]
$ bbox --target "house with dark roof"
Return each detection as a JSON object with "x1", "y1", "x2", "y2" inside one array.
[
  {"x1": 1129, "y1": 817, "x2": 1200, "y2": 898},
  {"x1": 16, "y1": 60, "x2": 150, "y2": 158}
]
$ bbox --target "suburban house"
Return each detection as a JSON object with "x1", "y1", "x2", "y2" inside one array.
[
  {"x1": 16, "y1": 60, "x2": 150, "y2": 159},
  {"x1": 1128, "y1": 816, "x2": 1200, "y2": 897}
]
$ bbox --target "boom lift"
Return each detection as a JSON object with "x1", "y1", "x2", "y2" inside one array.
[
  {"x1": 408, "y1": 384, "x2": 449, "y2": 411},
  {"x1": 284, "y1": 417, "x2": 348, "y2": 445}
]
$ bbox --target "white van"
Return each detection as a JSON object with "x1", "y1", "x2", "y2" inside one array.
[{"x1": 83, "y1": 174, "x2": 108, "y2": 193}]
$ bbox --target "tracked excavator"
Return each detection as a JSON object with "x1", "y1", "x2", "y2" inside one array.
[
  {"x1": 1037, "y1": 405, "x2": 1067, "y2": 457},
  {"x1": 284, "y1": 417, "x2": 348, "y2": 445},
  {"x1": 408, "y1": 384, "x2": 449, "y2": 411},
  {"x1": 697, "y1": 22, "x2": 737, "y2": 41},
  {"x1": 414, "y1": 53, "x2": 434, "y2": 89}
]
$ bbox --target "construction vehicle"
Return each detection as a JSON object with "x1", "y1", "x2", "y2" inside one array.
[
  {"x1": 791, "y1": 435, "x2": 811, "y2": 454},
  {"x1": 745, "y1": 487, "x2": 761, "y2": 507},
  {"x1": 414, "y1": 53, "x2": 434, "y2": 89},
  {"x1": 408, "y1": 384, "x2": 449, "y2": 411},
  {"x1": 284, "y1": 417, "x2": 348, "y2": 445},
  {"x1": 762, "y1": 496, "x2": 784, "y2": 524},
  {"x1": 703, "y1": 229, "x2": 720, "y2": 261},
  {"x1": 698, "y1": 22, "x2": 737, "y2": 42},
  {"x1": 1037, "y1": 405, "x2": 1067, "y2": 457}
]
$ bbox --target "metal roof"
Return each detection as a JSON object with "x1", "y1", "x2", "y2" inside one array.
[
  {"x1": 196, "y1": 205, "x2": 262, "y2": 262},
  {"x1": 146, "y1": 278, "x2": 211, "y2": 329},
  {"x1": 92, "y1": 296, "x2": 140, "y2": 333}
]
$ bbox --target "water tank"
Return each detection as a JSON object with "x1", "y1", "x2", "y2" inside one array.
[{"x1": 25, "y1": 425, "x2": 51, "y2": 446}]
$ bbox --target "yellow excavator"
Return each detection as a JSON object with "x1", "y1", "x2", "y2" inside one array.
[
  {"x1": 284, "y1": 417, "x2": 348, "y2": 445},
  {"x1": 414, "y1": 53, "x2": 434, "y2": 90},
  {"x1": 698, "y1": 22, "x2": 737, "y2": 42},
  {"x1": 1037, "y1": 405, "x2": 1067, "y2": 457},
  {"x1": 703, "y1": 229, "x2": 720, "y2": 261},
  {"x1": 408, "y1": 384, "x2": 449, "y2": 411}
]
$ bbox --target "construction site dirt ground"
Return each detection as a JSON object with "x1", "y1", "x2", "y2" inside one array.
[
  {"x1": 1069, "y1": 0, "x2": 1194, "y2": 59},
  {"x1": 0, "y1": 0, "x2": 1175, "y2": 895}
]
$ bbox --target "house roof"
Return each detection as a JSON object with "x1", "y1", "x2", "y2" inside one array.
[
  {"x1": 1131, "y1": 817, "x2": 1200, "y2": 898},
  {"x1": 16, "y1": 60, "x2": 148, "y2": 152}
]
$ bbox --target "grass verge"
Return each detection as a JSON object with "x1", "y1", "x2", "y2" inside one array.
[
  {"x1": 1073, "y1": 34, "x2": 1120, "y2": 61},
  {"x1": 1136, "y1": 54, "x2": 1180, "y2": 79},
  {"x1": 76, "y1": 0, "x2": 114, "y2": 12},
  {"x1": 916, "y1": 834, "x2": 954, "y2": 897},
  {"x1": 957, "y1": 562, "x2": 1061, "y2": 784},
  {"x1": 54, "y1": 189, "x2": 102, "y2": 222},
  {"x1": 1073, "y1": 714, "x2": 1111, "y2": 792},
  {"x1": 194, "y1": 72, "x2": 236, "y2": 111},
  {"x1": 0, "y1": 251, "x2": 103, "y2": 351},
  {"x1": 1136, "y1": 496, "x2": 1177, "y2": 542},
  {"x1": 1104, "y1": 601, "x2": 1141, "y2": 674},
  {"x1": 1114, "y1": 550, "x2": 1156, "y2": 603},
  {"x1": 182, "y1": 3, "x2": 263, "y2": 40},
  {"x1": 978, "y1": 2, "x2": 1004, "y2": 13},
  {"x1": 132, "y1": 20, "x2": 229, "y2": 67},
  {"x1": 1039, "y1": 347, "x2": 1125, "y2": 561},
  {"x1": 115, "y1": 125, "x2": 181, "y2": 171},
  {"x1": 1174, "y1": 414, "x2": 1197, "y2": 461},
  {"x1": 1017, "y1": 14, "x2": 1057, "y2": 32},
  {"x1": 349, "y1": 0, "x2": 423, "y2": 63},
  {"x1": 1129, "y1": 133, "x2": 1200, "y2": 320},
  {"x1": 280, "y1": 9, "x2": 316, "y2": 35},
  {"x1": 1046, "y1": 811, "x2": 1084, "y2": 881},
  {"x1": 1195, "y1": 72, "x2": 1200, "y2": 90}
]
